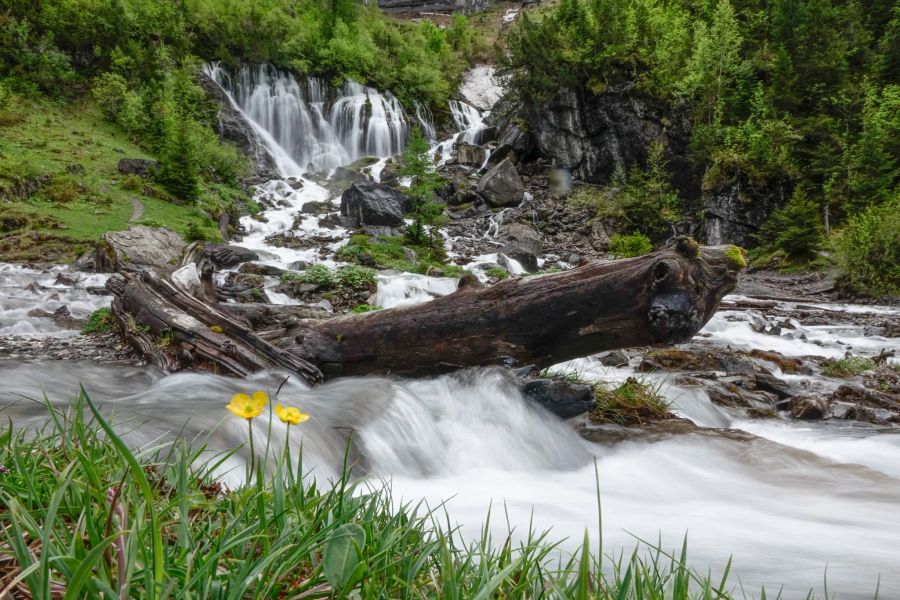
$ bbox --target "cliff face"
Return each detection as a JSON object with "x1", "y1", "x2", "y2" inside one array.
[{"x1": 520, "y1": 87, "x2": 698, "y2": 198}]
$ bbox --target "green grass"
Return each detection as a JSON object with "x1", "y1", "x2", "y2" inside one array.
[
  {"x1": 0, "y1": 95, "x2": 243, "y2": 261},
  {"x1": 822, "y1": 355, "x2": 877, "y2": 378},
  {"x1": 590, "y1": 377, "x2": 674, "y2": 426},
  {"x1": 337, "y1": 234, "x2": 466, "y2": 277},
  {"x1": 81, "y1": 307, "x2": 114, "y2": 334},
  {"x1": 0, "y1": 391, "x2": 773, "y2": 599}
]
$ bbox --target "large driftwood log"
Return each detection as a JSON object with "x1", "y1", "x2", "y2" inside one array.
[{"x1": 107, "y1": 239, "x2": 742, "y2": 384}]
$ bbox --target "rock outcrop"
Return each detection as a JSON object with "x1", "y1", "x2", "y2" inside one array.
[
  {"x1": 702, "y1": 174, "x2": 790, "y2": 247},
  {"x1": 519, "y1": 87, "x2": 696, "y2": 195},
  {"x1": 96, "y1": 226, "x2": 186, "y2": 272}
]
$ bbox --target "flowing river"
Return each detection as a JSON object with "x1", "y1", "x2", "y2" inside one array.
[{"x1": 2, "y1": 66, "x2": 899, "y2": 597}]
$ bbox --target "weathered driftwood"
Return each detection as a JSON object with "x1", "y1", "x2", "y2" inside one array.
[{"x1": 107, "y1": 238, "x2": 742, "y2": 384}]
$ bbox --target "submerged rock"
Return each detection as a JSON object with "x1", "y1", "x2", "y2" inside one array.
[{"x1": 521, "y1": 378, "x2": 595, "y2": 419}]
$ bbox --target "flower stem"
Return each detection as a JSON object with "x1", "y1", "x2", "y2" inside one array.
[{"x1": 248, "y1": 419, "x2": 255, "y2": 484}]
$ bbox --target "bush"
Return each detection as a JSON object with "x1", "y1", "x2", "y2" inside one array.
[
  {"x1": 822, "y1": 354, "x2": 876, "y2": 378},
  {"x1": 284, "y1": 264, "x2": 336, "y2": 287},
  {"x1": 607, "y1": 232, "x2": 653, "y2": 258},
  {"x1": 834, "y1": 196, "x2": 900, "y2": 297},
  {"x1": 351, "y1": 303, "x2": 382, "y2": 313},
  {"x1": 91, "y1": 73, "x2": 129, "y2": 121},
  {"x1": 485, "y1": 267, "x2": 510, "y2": 280},
  {"x1": 336, "y1": 265, "x2": 377, "y2": 290}
]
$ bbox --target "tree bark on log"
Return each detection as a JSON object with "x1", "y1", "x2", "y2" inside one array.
[{"x1": 107, "y1": 239, "x2": 742, "y2": 384}]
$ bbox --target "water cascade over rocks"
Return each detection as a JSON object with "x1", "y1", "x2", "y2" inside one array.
[{"x1": 203, "y1": 63, "x2": 409, "y2": 174}]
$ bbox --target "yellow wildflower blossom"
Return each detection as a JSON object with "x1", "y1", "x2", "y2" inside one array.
[
  {"x1": 226, "y1": 390, "x2": 268, "y2": 420},
  {"x1": 274, "y1": 403, "x2": 310, "y2": 425}
]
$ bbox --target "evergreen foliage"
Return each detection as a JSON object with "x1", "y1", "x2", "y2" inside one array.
[{"x1": 398, "y1": 127, "x2": 444, "y2": 246}]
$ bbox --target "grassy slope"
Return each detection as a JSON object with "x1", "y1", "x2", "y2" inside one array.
[{"x1": 0, "y1": 96, "x2": 223, "y2": 262}]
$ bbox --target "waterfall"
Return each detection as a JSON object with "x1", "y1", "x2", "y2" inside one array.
[
  {"x1": 203, "y1": 63, "x2": 409, "y2": 176},
  {"x1": 449, "y1": 99, "x2": 487, "y2": 144},
  {"x1": 413, "y1": 101, "x2": 437, "y2": 142}
]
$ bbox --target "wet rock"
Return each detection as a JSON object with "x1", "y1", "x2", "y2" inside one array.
[
  {"x1": 705, "y1": 381, "x2": 778, "y2": 412},
  {"x1": 790, "y1": 395, "x2": 830, "y2": 420},
  {"x1": 300, "y1": 201, "x2": 334, "y2": 215},
  {"x1": 456, "y1": 143, "x2": 487, "y2": 167},
  {"x1": 753, "y1": 372, "x2": 796, "y2": 400},
  {"x1": 340, "y1": 183, "x2": 410, "y2": 227},
  {"x1": 598, "y1": 350, "x2": 630, "y2": 367},
  {"x1": 702, "y1": 173, "x2": 789, "y2": 247},
  {"x1": 96, "y1": 225, "x2": 186, "y2": 272},
  {"x1": 748, "y1": 349, "x2": 810, "y2": 374},
  {"x1": 73, "y1": 251, "x2": 97, "y2": 272},
  {"x1": 54, "y1": 272, "x2": 77, "y2": 286},
  {"x1": 476, "y1": 158, "x2": 524, "y2": 208},
  {"x1": 829, "y1": 402, "x2": 895, "y2": 425},
  {"x1": 0, "y1": 333, "x2": 137, "y2": 363},
  {"x1": 51, "y1": 305, "x2": 87, "y2": 329},
  {"x1": 832, "y1": 384, "x2": 900, "y2": 412},
  {"x1": 521, "y1": 379, "x2": 596, "y2": 419},
  {"x1": 204, "y1": 244, "x2": 260, "y2": 269},
  {"x1": 117, "y1": 158, "x2": 158, "y2": 178},
  {"x1": 638, "y1": 348, "x2": 757, "y2": 375},
  {"x1": 497, "y1": 222, "x2": 542, "y2": 273},
  {"x1": 239, "y1": 262, "x2": 287, "y2": 277}
]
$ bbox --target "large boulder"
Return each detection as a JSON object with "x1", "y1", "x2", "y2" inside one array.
[
  {"x1": 476, "y1": 158, "x2": 524, "y2": 208},
  {"x1": 204, "y1": 244, "x2": 260, "y2": 269},
  {"x1": 96, "y1": 225, "x2": 186, "y2": 272},
  {"x1": 498, "y1": 222, "x2": 542, "y2": 272},
  {"x1": 340, "y1": 183, "x2": 410, "y2": 227},
  {"x1": 456, "y1": 142, "x2": 487, "y2": 167}
]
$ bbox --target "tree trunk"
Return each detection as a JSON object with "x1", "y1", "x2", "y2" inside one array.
[{"x1": 107, "y1": 238, "x2": 742, "y2": 384}]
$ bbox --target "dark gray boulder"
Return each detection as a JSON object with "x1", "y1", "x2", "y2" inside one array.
[
  {"x1": 204, "y1": 244, "x2": 260, "y2": 269},
  {"x1": 498, "y1": 222, "x2": 542, "y2": 272},
  {"x1": 340, "y1": 183, "x2": 411, "y2": 227},
  {"x1": 117, "y1": 158, "x2": 158, "y2": 178},
  {"x1": 476, "y1": 158, "x2": 524, "y2": 208},
  {"x1": 702, "y1": 174, "x2": 790, "y2": 247},
  {"x1": 521, "y1": 379, "x2": 595, "y2": 419}
]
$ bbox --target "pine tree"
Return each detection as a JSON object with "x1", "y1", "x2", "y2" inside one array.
[
  {"x1": 398, "y1": 127, "x2": 443, "y2": 246},
  {"x1": 156, "y1": 112, "x2": 200, "y2": 202}
]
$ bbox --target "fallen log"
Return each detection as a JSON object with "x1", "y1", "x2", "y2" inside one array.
[{"x1": 107, "y1": 238, "x2": 743, "y2": 384}]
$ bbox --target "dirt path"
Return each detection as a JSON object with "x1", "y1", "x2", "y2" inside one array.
[{"x1": 129, "y1": 197, "x2": 144, "y2": 223}]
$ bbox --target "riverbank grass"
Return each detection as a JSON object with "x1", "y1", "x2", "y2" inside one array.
[{"x1": 0, "y1": 391, "x2": 746, "y2": 599}]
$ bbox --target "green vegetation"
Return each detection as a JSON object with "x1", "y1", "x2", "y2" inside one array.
[
  {"x1": 351, "y1": 303, "x2": 383, "y2": 313},
  {"x1": 1, "y1": 0, "x2": 481, "y2": 108},
  {"x1": 82, "y1": 307, "x2": 115, "y2": 334},
  {"x1": 608, "y1": 233, "x2": 654, "y2": 258},
  {"x1": 0, "y1": 98, "x2": 232, "y2": 261},
  {"x1": 833, "y1": 195, "x2": 900, "y2": 297},
  {"x1": 591, "y1": 377, "x2": 674, "y2": 426},
  {"x1": 486, "y1": 266, "x2": 511, "y2": 279},
  {"x1": 822, "y1": 354, "x2": 877, "y2": 377},
  {"x1": 0, "y1": 392, "x2": 764, "y2": 599},
  {"x1": 505, "y1": 0, "x2": 900, "y2": 280},
  {"x1": 337, "y1": 233, "x2": 465, "y2": 277},
  {"x1": 398, "y1": 127, "x2": 445, "y2": 246},
  {"x1": 724, "y1": 245, "x2": 748, "y2": 270},
  {"x1": 282, "y1": 263, "x2": 377, "y2": 290}
]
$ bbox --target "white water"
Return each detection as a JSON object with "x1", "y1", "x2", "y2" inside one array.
[
  {"x1": 2, "y1": 64, "x2": 900, "y2": 597},
  {"x1": 449, "y1": 99, "x2": 487, "y2": 145}
]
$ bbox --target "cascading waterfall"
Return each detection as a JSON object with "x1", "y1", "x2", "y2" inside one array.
[
  {"x1": 449, "y1": 99, "x2": 487, "y2": 144},
  {"x1": 203, "y1": 63, "x2": 408, "y2": 174},
  {"x1": 413, "y1": 101, "x2": 437, "y2": 142}
]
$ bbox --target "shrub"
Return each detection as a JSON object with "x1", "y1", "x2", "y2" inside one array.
[
  {"x1": 351, "y1": 303, "x2": 382, "y2": 313},
  {"x1": 287, "y1": 264, "x2": 336, "y2": 287},
  {"x1": 81, "y1": 307, "x2": 114, "y2": 334},
  {"x1": 485, "y1": 267, "x2": 510, "y2": 280},
  {"x1": 755, "y1": 187, "x2": 823, "y2": 263},
  {"x1": 822, "y1": 354, "x2": 876, "y2": 378},
  {"x1": 91, "y1": 72, "x2": 129, "y2": 121},
  {"x1": 336, "y1": 265, "x2": 377, "y2": 289},
  {"x1": 590, "y1": 377, "x2": 673, "y2": 426},
  {"x1": 607, "y1": 232, "x2": 653, "y2": 258},
  {"x1": 834, "y1": 196, "x2": 900, "y2": 297},
  {"x1": 185, "y1": 221, "x2": 214, "y2": 242}
]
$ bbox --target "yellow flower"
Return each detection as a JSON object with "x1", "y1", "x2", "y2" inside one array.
[
  {"x1": 274, "y1": 403, "x2": 310, "y2": 425},
  {"x1": 226, "y1": 390, "x2": 268, "y2": 420}
]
